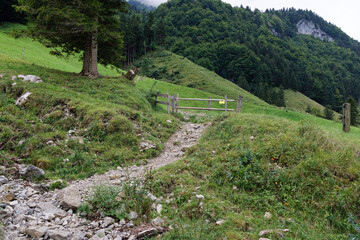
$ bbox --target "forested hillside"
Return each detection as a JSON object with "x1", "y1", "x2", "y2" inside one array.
[{"x1": 151, "y1": 0, "x2": 360, "y2": 112}]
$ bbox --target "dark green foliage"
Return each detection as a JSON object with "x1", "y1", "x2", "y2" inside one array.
[
  {"x1": 127, "y1": 0, "x2": 155, "y2": 12},
  {"x1": 119, "y1": 9, "x2": 167, "y2": 66},
  {"x1": 346, "y1": 97, "x2": 360, "y2": 126},
  {"x1": 0, "y1": 0, "x2": 25, "y2": 23},
  {"x1": 324, "y1": 105, "x2": 335, "y2": 120},
  {"x1": 16, "y1": 0, "x2": 127, "y2": 75},
  {"x1": 152, "y1": 0, "x2": 360, "y2": 110},
  {"x1": 306, "y1": 105, "x2": 312, "y2": 113}
]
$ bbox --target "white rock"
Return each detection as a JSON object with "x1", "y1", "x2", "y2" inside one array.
[
  {"x1": 196, "y1": 194, "x2": 204, "y2": 200},
  {"x1": 15, "y1": 92, "x2": 32, "y2": 106},
  {"x1": 37, "y1": 202, "x2": 67, "y2": 219},
  {"x1": 14, "y1": 204, "x2": 29, "y2": 215},
  {"x1": 128, "y1": 211, "x2": 138, "y2": 220},
  {"x1": 95, "y1": 229, "x2": 106, "y2": 237},
  {"x1": 264, "y1": 212, "x2": 272, "y2": 220},
  {"x1": 90, "y1": 236, "x2": 101, "y2": 240},
  {"x1": 0, "y1": 175, "x2": 9, "y2": 184},
  {"x1": 216, "y1": 220, "x2": 225, "y2": 226},
  {"x1": 56, "y1": 185, "x2": 82, "y2": 210},
  {"x1": 156, "y1": 204, "x2": 163, "y2": 215},
  {"x1": 259, "y1": 229, "x2": 290, "y2": 237},
  {"x1": 103, "y1": 217, "x2": 115, "y2": 227},
  {"x1": 147, "y1": 193, "x2": 157, "y2": 201},
  {"x1": 12, "y1": 76, "x2": 16, "y2": 81},
  {"x1": 18, "y1": 75, "x2": 43, "y2": 83},
  {"x1": 151, "y1": 217, "x2": 164, "y2": 226},
  {"x1": 119, "y1": 219, "x2": 126, "y2": 225},
  {"x1": 114, "y1": 236, "x2": 122, "y2": 240},
  {"x1": 297, "y1": 19, "x2": 334, "y2": 42},
  {"x1": 9, "y1": 200, "x2": 18, "y2": 206}
]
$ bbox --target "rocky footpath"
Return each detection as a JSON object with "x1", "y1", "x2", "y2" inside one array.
[{"x1": 0, "y1": 122, "x2": 207, "y2": 239}]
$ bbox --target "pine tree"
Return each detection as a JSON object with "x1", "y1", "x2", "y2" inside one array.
[
  {"x1": 324, "y1": 105, "x2": 334, "y2": 120},
  {"x1": 16, "y1": 0, "x2": 127, "y2": 77},
  {"x1": 275, "y1": 86, "x2": 286, "y2": 107},
  {"x1": 346, "y1": 97, "x2": 360, "y2": 126},
  {"x1": 155, "y1": 20, "x2": 166, "y2": 50}
]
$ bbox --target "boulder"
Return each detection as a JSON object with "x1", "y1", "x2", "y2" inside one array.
[
  {"x1": 26, "y1": 226, "x2": 48, "y2": 238},
  {"x1": 15, "y1": 92, "x2": 32, "y2": 106},
  {"x1": 48, "y1": 229, "x2": 72, "y2": 240},
  {"x1": 56, "y1": 186, "x2": 82, "y2": 210},
  {"x1": 37, "y1": 202, "x2": 66, "y2": 219},
  {"x1": 19, "y1": 164, "x2": 45, "y2": 179},
  {"x1": 14, "y1": 204, "x2": 29, "y2": 215},
  {"x1": 0, "y1": 175, "x2": 8, "y2": 184},
  {"x1": 0, "y1": 205, "x2": 13, "y2": 219},
  {"x1": 103, "y1": 216, "x2": 115, "y2": 227}
]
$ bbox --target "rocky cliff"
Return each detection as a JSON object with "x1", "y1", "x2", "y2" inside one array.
[{"x1": 297, "y1": 19, "x2": 334, "y2": 42}]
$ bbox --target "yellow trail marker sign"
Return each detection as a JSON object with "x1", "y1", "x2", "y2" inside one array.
[{"x1": 219, "y1": 100, "x2": 225, "y2": 104}]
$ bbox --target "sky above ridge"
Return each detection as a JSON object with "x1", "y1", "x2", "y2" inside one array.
[{"x1": 137, "y1": 0, "x2": 360, "y2": 41}]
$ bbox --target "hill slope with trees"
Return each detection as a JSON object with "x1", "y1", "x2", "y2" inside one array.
[{"x1": 153, "y1": 0, "x2": 360, "y2": 112}]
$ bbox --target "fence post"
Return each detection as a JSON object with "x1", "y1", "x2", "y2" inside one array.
[
  {"x1": 155, "y1": 94, "x2": 158, "y2": 107},
  {"x1": 167, "y1": 91, "x2": 170, "y2": 114},
  {"x1": 21, "y1": 47, "x2": 25, "y2": 60},
  {"x1": 224, "y1": 95, "x2": 228, "y2": 112},
  {"x1": 343, "y1": 103, "x2": 351, "y2": 132},
  {"x1": 172, "y1": 93, "x2": 176, "y2": 114},
  {"x1": 236, "y1": 95, "x2": 243, "y2": 113},
  {"x1": 176, "y1": 94, "x2": 179, "y2": 113},
  {"x1": 208, "y1": 96, "x2": 211, "y2": 108}
]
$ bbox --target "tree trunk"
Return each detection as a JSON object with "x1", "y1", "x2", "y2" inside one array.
[
  {"x1": 79, "y1": 34, "x2": 91, "y2": 76},
  {"x1": 90, "y1": 25, "x2": 99, "y2": 77}
]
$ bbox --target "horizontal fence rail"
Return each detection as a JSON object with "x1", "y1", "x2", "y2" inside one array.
[{"x1": 155, "y1": 91, "x2": 243, "y2": 114}]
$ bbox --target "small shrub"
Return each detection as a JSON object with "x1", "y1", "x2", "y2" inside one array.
[
  {"x1": 324, "y1": 105, "x2": 334, "y2": 120},
  {"x1": 145, "y1": 81, "x2": 160, "y2": 108},
  {"x1": 84, "y1": 180, "x2": 153, "y2": 221},
  {"x1": 49, "y1": 180, "x2": 67, "y2": 190},
  {"x1": 163, "y1": 218, "x2": 222, "y2": 240}
]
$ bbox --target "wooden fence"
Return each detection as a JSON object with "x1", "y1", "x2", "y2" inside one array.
[{"x1": 155, "y1": 91, "x2": 243, "y2": 114}]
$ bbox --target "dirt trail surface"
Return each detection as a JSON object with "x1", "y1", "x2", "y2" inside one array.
[{"x1": 0, "y1": 121, "x2": 208, "y2": 240}]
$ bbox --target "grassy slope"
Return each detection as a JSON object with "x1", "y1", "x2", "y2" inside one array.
[
  {"x1": 152, "y1": 113, "x2": 360, "y2": 239},
  {"x1": 0, "y1": 23, "x2": 120, "y2": 76},
  {"x1": 0, "y1": 51, "x2": 179, "y2": 180},
  {"x1": 136, "y1": 50, "x2": 267, "y2": 106},
  {"x1": 284, "y1": 90, "x2": 325, "y2": 113}
]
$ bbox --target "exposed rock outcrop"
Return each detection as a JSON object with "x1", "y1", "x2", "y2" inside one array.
[
  {"x1": 17, "y1": 75, "x2": 43, "y2": 83},
  {"x1": 15, "y1": 92, "x2": 32, "y2": 106},
  {"x1": 297, "y1": 19, "x2": 334, "y2": 42}
]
